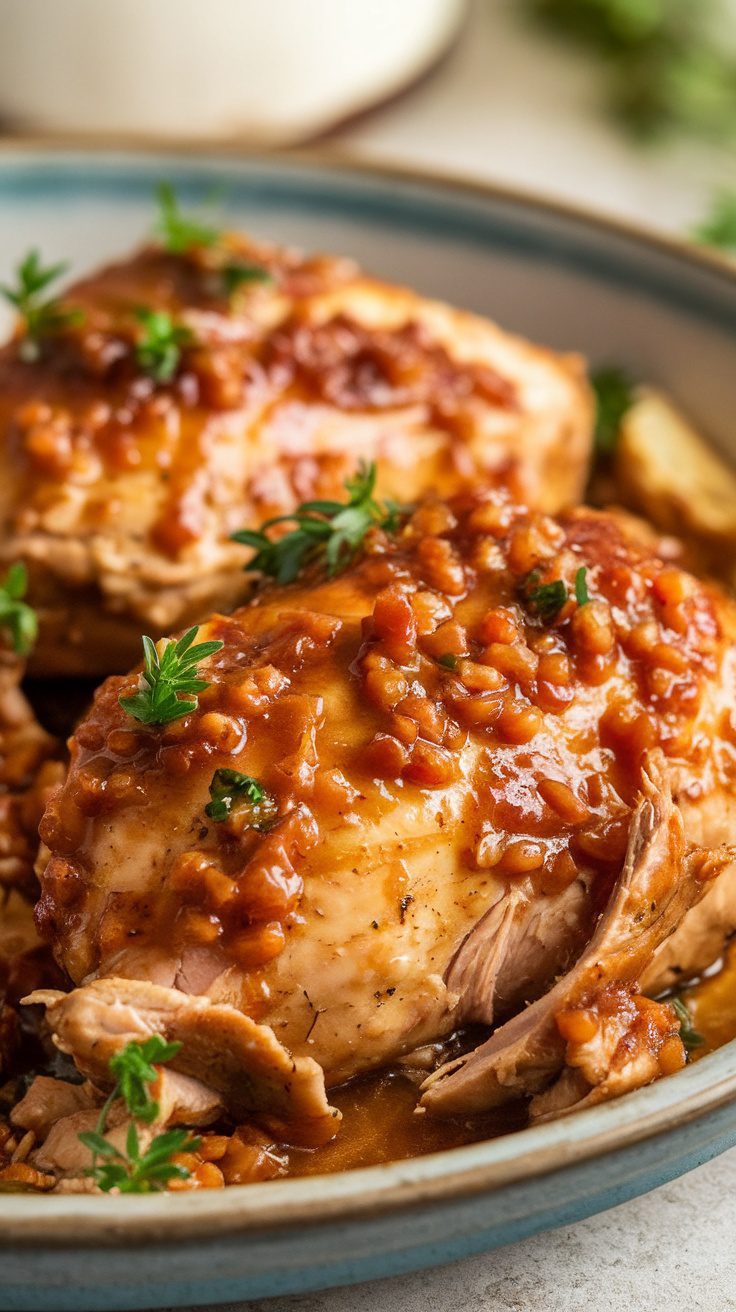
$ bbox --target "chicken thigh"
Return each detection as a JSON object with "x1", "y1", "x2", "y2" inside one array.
[
  {"x1": 33, "y1": 489, "x2": 736, "y2": 1131},
  {"x1": 0, "y1": 231, "x2": 592, "y2": 675}
]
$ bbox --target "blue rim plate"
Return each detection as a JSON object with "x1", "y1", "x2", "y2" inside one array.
[{"x1": 1, "y1": 145, "x2": 735, "y2": 1312}]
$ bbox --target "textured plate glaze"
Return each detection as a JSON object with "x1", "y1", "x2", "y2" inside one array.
[{"x1": 1, "y1": 145, "x2": 736, "y2": 1312}]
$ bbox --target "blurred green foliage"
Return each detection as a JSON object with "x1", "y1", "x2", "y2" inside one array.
[
  {"x1": 693, "y1": 190, "x2": 736, "y2": 250},
  {"x1": 527, "y1": 0, "x2": 736, "y2": 141}
]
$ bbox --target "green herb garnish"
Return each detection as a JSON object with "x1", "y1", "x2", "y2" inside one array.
[
  {"x1": 232, "y1": 461, "x2": 402, "y2": 585},
  {"x1": 119, "y1": 626, "x2": 224, "y2": 725},
  {"x1": 438, "y1": 653, "x2": 459, "y2": 670},
  {"x1": 574, "y1": 565, "x2": 590, "y2": 607},
  {"x1": 523, "y1": 572, "x2": 568, "y2": 622},
  {"x1": 205, "y1": 768, "x2": 277, "y2": 827},
  {"x1": 153, "y1": 182, "x2": 218, "y2": 254},
  {"x1": 0, "y1": 562, "x2": 37, "y2": 656},
  {"x1": 591, "y1": 366, "x2": 635, "y2": 457},
  {"x1": 692, "y1": 191, "x2": 736, "y2": 253},
  {"x1": 108, "y1": 1034, "x2": 180, "y2": 1124},
  {"x1": 79, "y1": 1123, "x2": 201, "y2": 1194},
  {"x1": 152, "y1": 183, "x2": 272, "y2": 293},
  {"x1": 77, "y1": 1035, "x2": 200, "y2": 1194},
  {"x1": 670, "y1": 995, "x2": 704, "y2": 1055},
  {"x1": 1, "y1": 250, "x2": 83, "y2": 362},
  {"x1": 221, "y1": 261, "x2": 273, "y2": 295},
  {"x1": 134, "y1": 307, "x2": 193, "y2": 383},
  {"x1": 526, "y1": 0, "x2": 736, "y2": 143}
]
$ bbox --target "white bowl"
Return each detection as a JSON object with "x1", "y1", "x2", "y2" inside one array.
[{"x1": 0, "y1": 0, "x2": 465, "y2": 142}]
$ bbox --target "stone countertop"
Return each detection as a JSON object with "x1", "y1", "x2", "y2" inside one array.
[{"x1": 158, "y1": 1146, "x2": 736, "y2": 1312}]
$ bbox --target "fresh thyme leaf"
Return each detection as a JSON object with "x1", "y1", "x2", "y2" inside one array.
[
  {"x1": 78, "y1": 1131, "x2": 123, "y2": 1160},
  {"x1": 232, "y1": 462, "x2": 403, "y2": 584},
  {"x1": 591, "y1": 366, "x2": 635, "y2": 457},
  {"x1": 1, "y1": 250, "x2": 84, "y2": 361},
  {"x1": 152, "y1": 183, "x2": 275, "y2": 298},
  {"x1": 119, "y1": 625, "x2": 224, "y2": 725},
  {"x1": 0, "y1": 562, "x2": 37, "y2": 656},
  {"x1": 86, "y1": 1127, "x2": 201, "y2": 1194},
  {"x1": 523, "y1": 571, "x2": 569, "y2": 622},
  {"x1": 438, "y1": 653, "x2": 459, "y2": 670},
  {"x1": 221, "y1": 261, "x2": 274, "y2": 295},
  {"x1": 134, "y1": 307, "x2": 193, "y2": 383},
  {"x1": 153, "y1": 182, "x2": 219, "y2": 254},
  {"x1": 574, "y1": 565, "x2": 590, "y2": 607},
  {"x1": 109, "y1": 1035, "x2": 182, "y2": 1124},
  {"x1": 692, "y1": 191, "x2": 736, "y2": 252},
  {"x1": 670, "y1": 995, "x2": 704, "y2": 1054},
  {"x1": 136, "y1": 1128, "x2": 198, "y2": 1167},
  {"x1": 80, "y1": 1034, "x2": 198, "y2": 1193},
  {"x1": 205, "y1": 768, "x2": 277, "y2": 828}
]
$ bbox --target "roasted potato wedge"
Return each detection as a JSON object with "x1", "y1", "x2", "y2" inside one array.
[{"x1": 615, "y1": 389, "x2": 736, "y2": 580}]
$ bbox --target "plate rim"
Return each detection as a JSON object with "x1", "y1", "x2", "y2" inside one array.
[
  {"x1": 0, "y1": 141, "x2": 734, "y2": 1245},
  {"x1": 2, "y1": 1044, "x2": 736, "y2": 1245},
  {"x1": 0, "y1": 135, "x2": 734, "y2": 291}
]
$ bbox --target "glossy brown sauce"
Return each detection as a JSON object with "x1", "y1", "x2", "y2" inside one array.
[
  {"x1": 0, "y1": 230, "x2": 733, "y2": 1192},
  {"x1": 682, "y1": 939, "x2": 736, "y2": 1059},
  {"x1": 24, "y1": 489, "x2": 736, "y2": 1182},
  {"x1": 284, "y1": 943, "x2": 736, "y2": 1176},
  {"x1": 288, "y1": 1070, "x2": 528, "y2": 1176}
]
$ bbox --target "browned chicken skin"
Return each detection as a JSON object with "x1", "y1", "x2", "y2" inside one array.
[
  {"x1": 31, "y1": 487, "x2": 736, "y2": 1130},
  {"x1": 0, "y1": 236, "x2": 592, "y2": 676}
]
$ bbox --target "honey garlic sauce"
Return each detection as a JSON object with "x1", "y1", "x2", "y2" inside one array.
[
  {"x1": 683, "y1": 939, "x2": 736, "y2": 1057},
  {"x1": 0, "y1": 233, "x2": 593, "y2": 677},
  {"x1": 36, "y1": 488, "x2": 736, "y2": 1088},
  {"x1": 286, "y1": 1068, "x2": 528, "y2": 1176},
  {"x1": 290, "y1": 932, "x2": 736, "y2": 1176}
]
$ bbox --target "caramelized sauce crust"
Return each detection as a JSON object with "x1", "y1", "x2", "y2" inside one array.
[
  {"x1": 0, "y1": 243, "x2": 518, "y2": 559},
  {"x1": 37, "y1": 488, "x2": 731, "y2": 998}
]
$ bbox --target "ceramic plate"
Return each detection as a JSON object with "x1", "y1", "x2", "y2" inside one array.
[{"x1": 1, "y1": 145, "x2": 736, "y2": 1312}]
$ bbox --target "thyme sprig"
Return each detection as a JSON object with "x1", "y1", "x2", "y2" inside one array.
[
  {"x1": 205, "y1": 769, "x2": 276, "y2": 828},
  {"x1": 670, "y1": 995, "x2": 705, "y2": 1055},
  {"x1": 523, "y1": 573, "x2": 568, "y2": 621},
  {"x1": 119, "y1": 626, "x2": 224, "y2": 725},
  {"x1": 232, "y1": 462, "x2": 402, "y2": 585},
  {"x1": 80, "y1": 1123, "x2": 201, "y2": 1194},
  {"x1": 153, "y1": 184, "x2": 272, "y2": 294},
  {"x1": 523, "y1": 565, "x2": 590, "y2": 622},
  {"x1": 0, "y1": 562, "x2": 37, "y2": 656},
  {"x1": 153, "y1": 182, "x2": 219, "y2": 254},
  {"x1": 1, "y1": 250, "x2": 84, "y2": 362},
  {"x1": 78, "y1": 1035, "x2": 200, "y2": 1194},
  {"x1": 108, "y1": 1034, "x2": 180, "y2": 1124},
  {"x1": 220, "y1": 261, "x2": 274, "y2": 295},
  {"x1": 134, "y1": 307, "x2": 193, "y2": 383},
  {"x1": 591, "y1": 366, "x2": 635, "y2": 457}
]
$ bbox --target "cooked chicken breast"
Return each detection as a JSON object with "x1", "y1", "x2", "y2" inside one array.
[
  {"x1": 32, "y1": 489, "x2": 736, "y2": 1129},
  {"x1": 0, "y1": 233, "x2": 592, "y2": 675}
]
